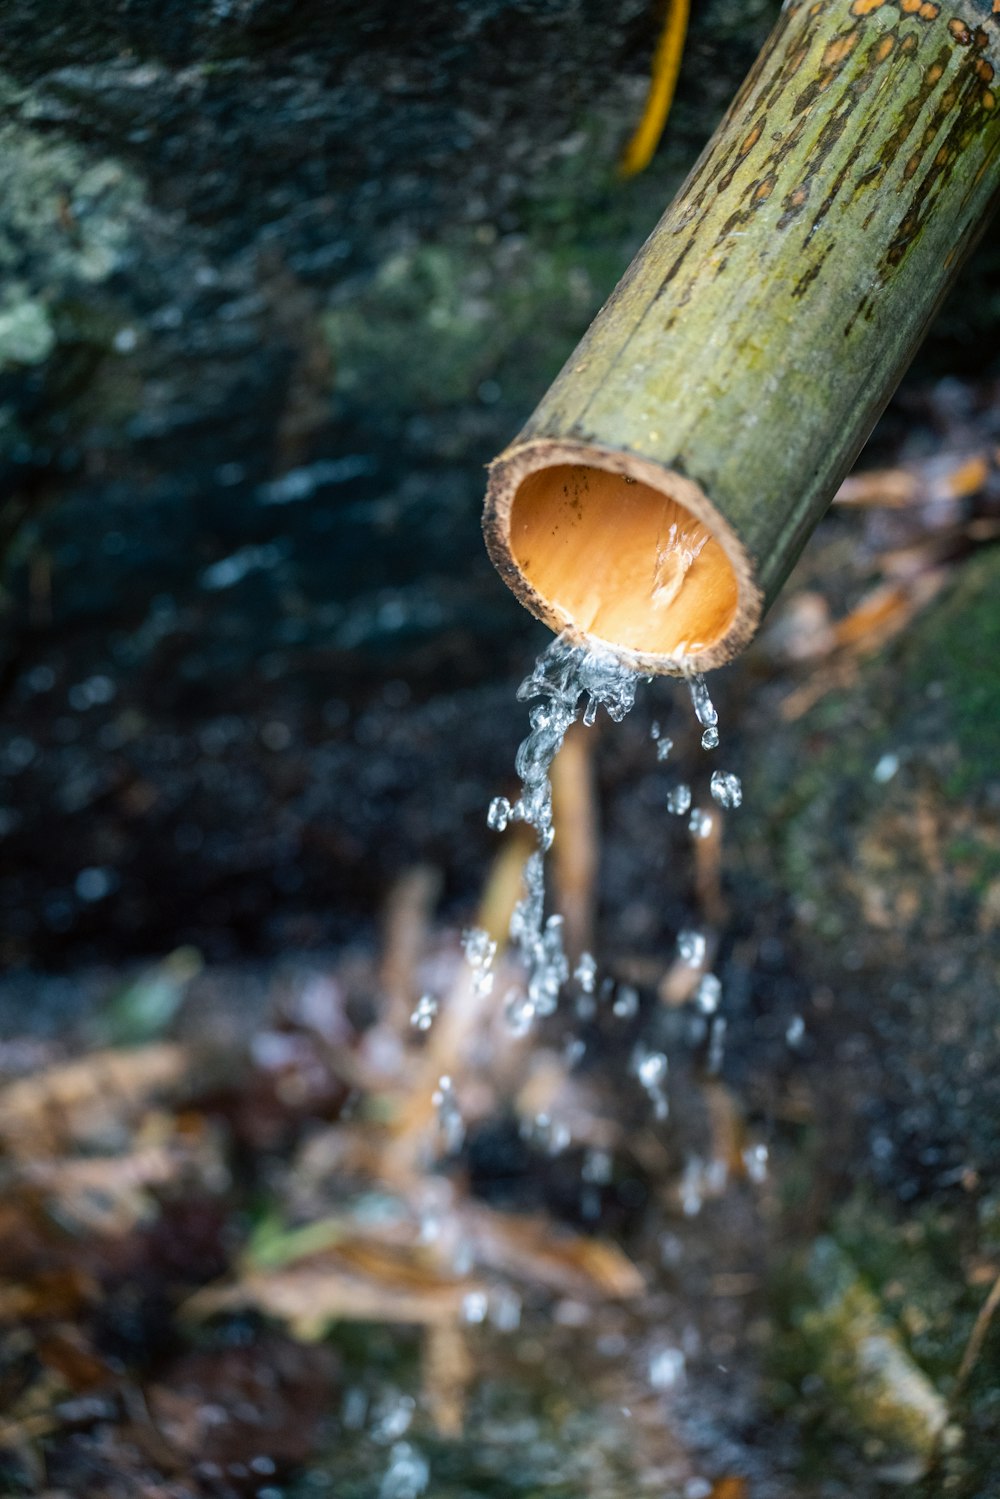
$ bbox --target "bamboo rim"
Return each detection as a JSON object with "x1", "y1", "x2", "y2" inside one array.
[{"x1": 483, "y1": 436, "x2": 762, "y2": 675}]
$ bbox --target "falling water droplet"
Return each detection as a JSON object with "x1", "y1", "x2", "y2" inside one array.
[
  {"x1": 667, "y1": 783, "x2": 692, "y2": 816},
  {"x1": 710, "y1": 770, "x2": 742, "y2": 809},
  {"x1": 688, "y1": 808, "x2": 713, "y2": 839},
  {"x1": 504, "y1": 988, "x2": 536, "y2": 1037},
  {"x1": 695, "y1": 973, "x2": 721, "y2": 1013},
  {"x1": 462, "y1": 926, "x2": 498, "y2": 997},
  {"x1": 678, "y1": 929, "x2": 706, "y2": 966},
  {"x1": 649, "y1": 1346, "x2": 686, "y2": 1391},
  {"x1": 637, "y1": 1051, "x2": 668, "y2": 1089},
  {"x1": 462, "y1": 1290, "x2": 489, "y2": 1324},
  {"x1": 742, "y1": 1142, "x2": 769, "y2": 1183},
  {"x1": 432, "y1": 1075, "x2": 465, "y2": 1153},
  {"x1": 378, "y1": 1442, "x2": 430, "y2": 1499},
  {"x1": 707, "y1": 1015, "x2": 727, "y2": 1075},
  {"x1": 574, "y1": 951, "x2": 597, "y2": 993},
  {"x1": 409, "y1": 994, "x2": 438, "y2": 1031},
  {"x1": 612, "y1": 984, "x2": 640, "y2": 1019},
  {"x1": 487, "y1": 796, "x2": 510, "y2": 831},
  {"x1": 687, "y1": 673, "x2": 718, "y2": 728}
]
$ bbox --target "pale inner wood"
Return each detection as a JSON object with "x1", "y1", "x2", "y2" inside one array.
[{"x1": 509, "y1": 463, "x2": 739, "y2": 659}]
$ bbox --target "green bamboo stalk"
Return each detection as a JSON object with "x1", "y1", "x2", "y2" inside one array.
[{"x1": 483, "y1": 0, "x2": 1000, "y2": 673}]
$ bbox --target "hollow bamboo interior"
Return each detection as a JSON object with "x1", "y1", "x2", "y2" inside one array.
[
  {"x1": 486, "y1": 440, "x2": 757, "y2": 670},
  {"x1": 511, "y1": 465, "x2": 737, "y2": 657}
]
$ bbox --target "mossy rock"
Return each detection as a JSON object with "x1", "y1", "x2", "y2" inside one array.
[
  {"x1": 769, "y1": 1192, "x2": 1000, "y2": 1494},
  {"x1": 771, "y1": 1233, "x2": 949, "y2": 1482}
]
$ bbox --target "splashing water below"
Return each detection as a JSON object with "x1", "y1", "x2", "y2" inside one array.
[
  {"x1": 493, "y1": 636, "x2": 643, "y2": 1033},
  {"x1": 481, "y1": 633, "x2": 745, "y2": 1063},
  {"x1": 409, "y1": 993, "x2": 438, "y2": 1031},
  {"x1": 380, "y1": 642, "x2": 749, "y2": 1493}
]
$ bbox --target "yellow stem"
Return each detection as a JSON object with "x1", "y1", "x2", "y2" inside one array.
[{"x1": 619, "y1": 0, "x2": 691, "y2": 178}]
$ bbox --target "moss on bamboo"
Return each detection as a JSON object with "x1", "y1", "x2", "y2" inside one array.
[{"x1": 484, "y1": 0, "x2": 1000, "y2": 672}]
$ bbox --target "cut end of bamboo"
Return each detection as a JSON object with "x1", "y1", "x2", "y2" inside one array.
[{"x1": 483, "y1": 439, "x2": 762, "y2": 674}]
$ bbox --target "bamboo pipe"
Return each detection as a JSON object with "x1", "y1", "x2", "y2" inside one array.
[{"x1": 483, "y1": 0, "x2": 1000, "y2": 674}]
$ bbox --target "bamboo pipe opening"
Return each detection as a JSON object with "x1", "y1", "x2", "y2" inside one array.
[{"x1": 484, "y1": 441, "x2": 760, "y2": 674}]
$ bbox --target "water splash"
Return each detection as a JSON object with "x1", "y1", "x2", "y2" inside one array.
[
  {"x1": 686, "y1": 672, "x2": 718, "y2": 729},
  {"x1": 688, "y1": 807, "x2": 713, "y2": 839},
  {"x1": 480, "y1": 633, "x2": 747, "y2": 1089},
  {"x1": 677, "y1": 929, "x2": 706, "y2": 967},
  {"x1": 652, "y1": 522, "x2": 709, "y2": 609},
  {"x1": 494, "y1": 636, "x2": 643, "y2": 1033},
  {"x1": 432, "y1": 1075, "x2": 465, "y2": 1154},
  {"x1": 709, "y1": 770, "x2": 742, "y2": 809},
  {"x1": 487, "y1": 795, "x2": 511, "y2": 831},
  {"x1": 409, "y1": 994, "x2": 438, "y2": 1032},
  {"x1": 667, "y1": 782, "x2": 692, "y2": 816},
  {"x1": 462, "y1": 926, "x2": 497, "y2": 996}
]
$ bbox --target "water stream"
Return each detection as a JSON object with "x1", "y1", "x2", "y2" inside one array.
[
  {"x1": 485, "y1": 634, "x2": 741, "y2": 1054},
  {"x1": 408, "y1": 634, "x2": 750, "y2": 1494}
]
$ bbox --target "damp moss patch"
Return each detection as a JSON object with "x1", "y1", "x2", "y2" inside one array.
[{"x1": 900, "y1": 548, "x2": 1000, "y2": 800}]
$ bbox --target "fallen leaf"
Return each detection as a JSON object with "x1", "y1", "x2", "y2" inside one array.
[
  {"x1": 0, "y1": 1044, "x2": 190, "y2": 1159},
  {"x1": 185, "y1": 1235, "x2": 481, "y2": 1340}
]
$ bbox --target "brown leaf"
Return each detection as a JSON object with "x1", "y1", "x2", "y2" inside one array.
[
  {"x1": 423, "y1": 1321, "x2": 472, "y2": 1438},
  {"x1": 0, "y1": 1267, "x2": 97, "y2": 1325},
  {"x1": 35, "y1": 1326, "x2": 111, "y2": 1392},
  {"x1": 835, "y1": 452, "x2": 989, "y2": 508},
  {"x1": 462, "y1": 1203, "x2": 645, "y2": 1299},
  {"x1": 184, "y1": 1236, "x2": 480, "y2": 1340},
  {"x1": 16, "y1": 1142, "x2": 199, "y2": 1236},
  {"x1": 710, "y1": 1480, "x2": 749, "y2": 1499},
  {"x1": 380, "y1": 866, "x2": 441, "y2": 1037},
  {"x1": 0, "y1": 1044, "x2": 189, "y2": 1159}
]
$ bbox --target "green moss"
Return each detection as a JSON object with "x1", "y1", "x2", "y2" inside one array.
[
  {"x1": 0, "y1": 70, "x2": 149, "y2": 438},
  {"x1": 0, "y1": 89, "x2": 145, "y2": 290},
  {"x1": 831, "y1": 1196, "x2": 973, "y2": 1382},
  {"x1": 327, "y1": 231, "x2": 582, "y2": 411},
  {"x1": 769, "y1": 1234, "x2": 949, "y2": 1482},
  {"x1": 945, "y1": 836, "x2": 1000, "y2": 895},
  {"x1": 769, "y1": 1191, "x2": 1000, "y2": 1492},
  {"x1": 324, "y1": 116, "x2": 689, "y2": 416},
  {"x1": 798, "y1": 1239, "x2": 947, "y2": 1475},
  {"x1": 0, "y1": 296, "x2": 55, "y2": 367},
  {"x1": 901, "y1": 548, "x2": 1000, "y2": 798},
  {"x1": 745, "y1": 548, "x2": 1000, "y2": 943}
]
